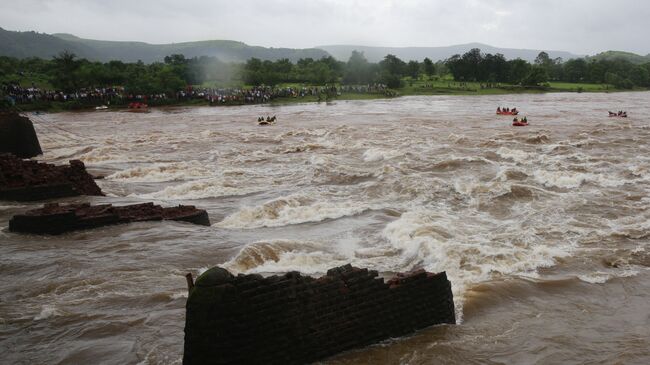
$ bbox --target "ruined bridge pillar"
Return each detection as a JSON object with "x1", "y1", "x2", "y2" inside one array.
[{"x1": 183, "y1": 264, "x2": 455, "y2": 365}]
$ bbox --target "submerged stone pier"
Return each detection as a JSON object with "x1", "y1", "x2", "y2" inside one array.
[
  {"x1": 9, "y1": 202, "x2": 210, "y2": 234},
  {"x1": 0, "y1": 111, "x2": 42, "y2": 158},
  {"x1": 0, "y1": 154, "x2": 103, "y2": 201},
  {"x1": 183, "y1": 264, "x2": 455, "y2": 365}
]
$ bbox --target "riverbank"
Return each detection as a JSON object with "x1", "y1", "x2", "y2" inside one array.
[{"x1": 4, "y1": 80, "x2": 647, "y2": 113}]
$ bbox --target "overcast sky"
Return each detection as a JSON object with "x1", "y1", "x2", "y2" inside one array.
[{"x1": 1, "y1": 0, "x2": 649, "y2": 55}]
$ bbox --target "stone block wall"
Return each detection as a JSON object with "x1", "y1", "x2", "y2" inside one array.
[
  {"x1": 9, "y1": 202, "x2": 210, "y2": 234},
  {"x1": 0, "y1": 154, "x2": 103, "y2": 201},
  {"x1": 183, "y1": 264, "x2": 455, "y2": 365},
  {"x1": 0, "y1": 111, "x2": 42, "y2": 158}
]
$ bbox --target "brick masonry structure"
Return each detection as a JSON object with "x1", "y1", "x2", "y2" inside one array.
[
  {"x1": 183, "y1": 264, "x2": 455, "y2": 365},
  {"x1": 0, "y1": 154, "x2": 103, "y2": 201},
  {"x1": 9, "y1": 202, "x2": 210, "y2": 234},
  {"x1": 0, "y1": 111, "x2": 42, "y2": 158}
]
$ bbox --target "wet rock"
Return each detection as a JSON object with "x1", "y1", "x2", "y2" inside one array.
[
  {"x1": 183, "y1": 265, "x2": 455, "y2": 365},
  {"x1": 9, "y1": 202, "x2": 210, "y2": 235},
  {"x1": 0, "y1": 154, "x2": 103, "y2": 201},
  {"x1": 0, "y1": 111, "x2": 42, "y2": 158}
]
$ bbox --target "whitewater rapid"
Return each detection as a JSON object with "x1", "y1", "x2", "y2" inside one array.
[{"x1": 3, "y1": 92, "x2": 650, "y2": 364}]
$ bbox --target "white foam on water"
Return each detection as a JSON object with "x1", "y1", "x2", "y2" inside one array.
[
  {"x1": 282, "y1": 143, "x2": 327, "y2": 154},
  {"x1": 309, "y1": 155, "x2": 327, "y2": 166},
  {"x1": 42, "y1": 145, "x2": 94, "y2": 160},
  {"x1": 379, "y1": 209, "x2": 573, "y2": 317},
  {"x1": 603, "y1": 215, "x2": 650, "y2": 239},
  {"x1": 578, "y1": 268, "x2": 640, "y2": 284},
  {"x1": 281, "y1": 128, "x2": 330, "y2": 138},
  {"x1": 496, "y1": 147, "x2": 533, "y2": 164},
  {"x1": 448, "y1": 133, "x2": 469, "y2": 144},
  {"x1": 34, "y1": 304, "x2": 62, "y2": 320},
  {"x1": 452, "y1": 176, "x2": 510, "y2": 198},
  {"x1": 533, "y1": 169, "x2": 625, "y2": 189},
  {"x1": 362, "y1": 148, "x2": 403, "y2": 162},
  {"x1": 627, "y1": 161, "x2": 650, "y2": 183},
  {"x1": 136, "y1": 177, "x2": 264, "y2": 200},
  {"x1": 77, "y1": 146, "x2": 144, "y2": 164},
  {"x1": 222, "y1": 239, "x2": 352, "y2": 276},
  {"x1": 214, "y1": 195, "x2": 369, "y2": 229},
  {"x1": 0, "y1": 204, "x2": 26, "y2": 210},
  {"x1": 170, "y1": 292, "x2": 188, "y2": 300},
  {"x1": 106, "y1": 161, "x2": 212, "y2": 182}
]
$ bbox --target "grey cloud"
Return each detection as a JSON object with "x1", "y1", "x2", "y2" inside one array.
[{"x1": 0, "y1": 0, "x2": 648, "y2": 54}]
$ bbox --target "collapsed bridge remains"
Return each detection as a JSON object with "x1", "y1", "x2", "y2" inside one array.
[
  {"x1": 9, "y1": 202, "x2": 210, "y2": 234},
  {"x1": 0, "y1": 111, "x2": 42, "y2": 158},
  {"x1": 183, "y1": 264, "x2": 455, "y2": 365},
  {"x1": 0, "y1": 154, "x2": 103, "y2": 201}
]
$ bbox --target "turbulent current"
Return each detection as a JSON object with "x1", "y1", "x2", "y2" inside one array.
[{"x1": 2, "y1": 92, "x2": 650, "y2": 364}]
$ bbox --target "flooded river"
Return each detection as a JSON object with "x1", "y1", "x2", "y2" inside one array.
[{"x1": 1, "y1": 92, "x2": 649, "y2": 364}]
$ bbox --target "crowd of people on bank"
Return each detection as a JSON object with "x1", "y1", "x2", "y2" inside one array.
[
  {"x1": 2, "y1": 84, "x2": 129, "y2": 104},
  {"x1": 2, "y1": 82, "x2": 391, "y2": 107}
]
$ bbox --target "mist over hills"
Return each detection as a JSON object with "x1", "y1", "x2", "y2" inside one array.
[
  {"x1": 0, "y1": 28, "x2": 329, "y2": 63},
  {"x1": 2, "y1": 27, "x2": 649, "y2": 65},
  {"x1": 588, "y1": 50, "x2": 650, "y2": 64},
  {"x1": 317, "y1": 43, "x2": 583, "y2": 63}
]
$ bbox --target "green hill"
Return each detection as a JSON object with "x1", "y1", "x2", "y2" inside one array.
[
  {"x1": 0, "y1": 28, "x2": 330, "y2": 63},
  {"x1": 0, "y1": 28, "x2": 96, "y2": 59},
  {"x1": 317, "y1": 43, "x2": 582, "y2": 62},
  {"x1": 587, "y1": 51, "x2": 650, "y2": 64}
]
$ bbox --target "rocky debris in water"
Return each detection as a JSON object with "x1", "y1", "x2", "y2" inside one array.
[
  {"x1": 183, "y1": 264, "x2": 456, "y2": 365},
  {"x1": 9, "y1": 202, "x2": 210, "y2": 234},
  {"x1": 0, "y1": 154, "x2": 103, "y2": 201},
  {"x1": 0, "y1": 111, "x2": 42, "y2": 158}
]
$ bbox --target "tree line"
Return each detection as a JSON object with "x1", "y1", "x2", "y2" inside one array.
[
  {"x1": 2, "y1": 48, "x2": 650, "y2": 95},
  {"x1": 445, "y1": 48, "x2": 650, "y2": 88}
]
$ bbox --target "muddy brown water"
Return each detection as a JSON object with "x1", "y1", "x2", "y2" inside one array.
[{"x1": 1, "y1": 92, "x2": 649, "y2": 364}]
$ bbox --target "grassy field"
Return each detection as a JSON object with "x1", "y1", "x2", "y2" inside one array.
[
  {"x1": 397, "y1": 78, "x2": 620, "y2": 96},
  {"x1": 547, "y1": 82, "x2": 612, "y2": 92}
]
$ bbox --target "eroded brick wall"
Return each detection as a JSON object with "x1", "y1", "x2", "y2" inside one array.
[
  {"x1": 0, "y1": 112, "x2": 42, "y2": 158},
  {"x1": 0, "y1": 154, "x2": 103, "y2": 201},
  {"x1": 183, "y1": 264, "x2": 455, "y2": 365}
]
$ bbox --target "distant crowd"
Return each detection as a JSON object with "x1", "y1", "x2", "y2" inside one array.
[{"x1": 2, "y1": 82, "x2": 391, "y2": 108}]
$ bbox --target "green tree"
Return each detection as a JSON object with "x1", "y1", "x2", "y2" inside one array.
[
  {"x1": 522, "y1": 66, "x2": 549, "y2": 86},
  {"x1": 156, "y1": 65, "x2": 186, "y2": 94},
  {"x1": 50, "y1": 50, "x2": 80, "y2": 92},
  {"x1": 507, "y1": 58, "x2": 531, "y2": 84},
  {"x1": 534, "y1": 51, "x2": 551, "y2": 67},
  {"x1": 461, "y1": 48, "x2": 483, "y2": 81},
  {"x1": 343, "y1": 50, "x2": 374, "y2": 84},
  {"x1": 163, "y1": 54, "x2": 193, "y2": 83},
  {"x1": 406, "y1": 60, "x2": 421, "y2": 79},
  {"x1": 445, "y1": 54, "x2": 462, "y2": 80},
  {"x1": 482, "y1": 53, "x2": 508, "y2": 82},
  {"x1": 423, "y1": 57, "x2": 435, "y2": 79},
  {"x1": 243, "y1": 58, "x2": 264, "y2": 85},
  {"x1": 563, "y1": 58, "x2": 587, "y2": 82},
  {"x1": 379, "y1": 54, "x2": 406, "y2": 88},
  {"x1": 629, "y1": 65, "x2": 649, "y2": 87}
]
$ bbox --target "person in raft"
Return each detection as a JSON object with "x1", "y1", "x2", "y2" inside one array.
[
  {"x1": 497, "y1": 106, "x2": 501, "y2": 113},
  {"x1": 513, "y1": 117, "x2": 519, "y2": 122},
  {"x1": 522, "y1": 116, "x2": 528, "y2": 123}
]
